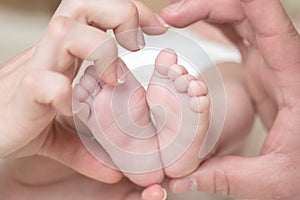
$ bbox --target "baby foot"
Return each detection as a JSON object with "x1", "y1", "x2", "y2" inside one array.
[
  {"x1": 147, "y1": 50, "x2": 210, "y2": 178},
  {"x1": 73, "y1": 62, "x2": 164, "y2": 187}
]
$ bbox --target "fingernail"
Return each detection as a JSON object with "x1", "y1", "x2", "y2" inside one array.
[
  {"x1": 189, "y1": 179, "x2": 198, "y2": 191},
  {"x1": 162, "y1": 188, "x2": 167, "y2": 200},
  {"x1": 172, "y1": 178, "x2": 198, "y2": 193},
  {"x1": 117, "y1": 60, "x2": 126, "y2": 84},
  {"x1": 137, "y1": 28, "x2": 145, "y2": 50},
  {"x1": 155, "y1": 14, "x2": 169, "y2": 28},
  {"x1": 167, "y1": 0, "x2": 185, "y2": 13}
]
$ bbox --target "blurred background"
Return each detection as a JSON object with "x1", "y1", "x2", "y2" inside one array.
[{"x1": 0, "y1": 0, "x2": 299, "y2": 199}]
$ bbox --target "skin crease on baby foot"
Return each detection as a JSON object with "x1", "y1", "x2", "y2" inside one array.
[
  {"x1": 73, "y1": 60, "x2": 164, "y2": 187},
  {"x1": 147, "y1": 49, "x2": 210, "y2": 178}
]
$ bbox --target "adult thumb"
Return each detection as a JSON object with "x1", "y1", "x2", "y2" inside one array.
[{"x1": 169, "y1": 154, "x2": 285, "y2": 199}]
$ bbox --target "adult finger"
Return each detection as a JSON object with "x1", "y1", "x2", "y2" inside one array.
[
  {"x1": 34, "y1": 16, "x2": 119, "y2": 86},
  {"x1": 169, "y1": 154, "x2": 291, "y2": 199},
  {"x1": 142, "y1": 185, "x2": 167, "y2": 200},
  {"x1": 18, "y1": 70, "x2": 72, "y2": 117},
  {"x1": 161, "y1": 0, "x2": 245, "y2": 27},
  {"x1": 3, "y1": 70, "x2": 72, "y2": 157},
  {"x1": 55, "y1": 0, "x2": 167, "y2": 51},
  {"x1": 39, "y1": 119, "x2": 123, "y2": 184},
  {"x1": 132, "y1": 0, "x2": 169, "y2": 35},
  {"x1": 240, "y1": 0, "x2": 300, "y2": 72},
  {"x1": 54, "y1": 0, "x2": 142, "y2": 51},
  {"x1": 123, "y1": 185, "x2": 166, "y2": 200}
]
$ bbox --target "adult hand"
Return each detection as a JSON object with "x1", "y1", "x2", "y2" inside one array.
[
  {"x1": 161, "y1": 0, "x2": 300, "y2": 199},
  {"x1": 0, "y1": 156, "x2": 166, "y2": 200},
  {"x1": 0, "y1": 0, "x2": 167, "y2": 184}
]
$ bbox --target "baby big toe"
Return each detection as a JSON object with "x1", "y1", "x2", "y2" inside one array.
[{"x1": 155, "y1": 49, "x2": 177, "y2": 77}]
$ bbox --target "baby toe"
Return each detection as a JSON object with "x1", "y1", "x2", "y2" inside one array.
[
  {"x1": 73, "y1": 85, "x2": 93, "y2": 121},
  {"x1": 74, "y1": 84, "x2": 89, "y2": 102},
  {"x1": 167, "y1": 64, "x2": 188, "y2": 81},
  {"x1": 174, "y1": 74, "x2": 195, "y2": 93},
  {"x1": 187, "y1": 80, "x2": 208, "y2": 97},
  {"x1": 76, "y1": 101, "x2": 92, "y2": 121},
  {"x1": 80, "y1": 73, "x2": 99, "y2": 94},
  {"x1": 85, "y1": 65, "x2": 99, "y2": 79},
  {"x1": 189, "y1": 96, "x2": 210, "y2": 113}
]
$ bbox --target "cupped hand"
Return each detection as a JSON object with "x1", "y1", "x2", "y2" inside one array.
[
  {"x1": 161, "y1": 0, "x2": 300, "y2": 199},
  {"x1": 0, "y1": 156, "x2": 166, "y2": 200},
  {"x1": 0, "y1": 0, "x2": 167, "y2": 184}
]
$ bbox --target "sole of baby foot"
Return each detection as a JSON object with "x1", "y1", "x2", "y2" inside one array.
[
  {"x1": 75, "y1": 64, "x2": 164, "y2": 187},
  {"x1": 147, "y1": 50, "x2": 210, "y2": 178}
]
